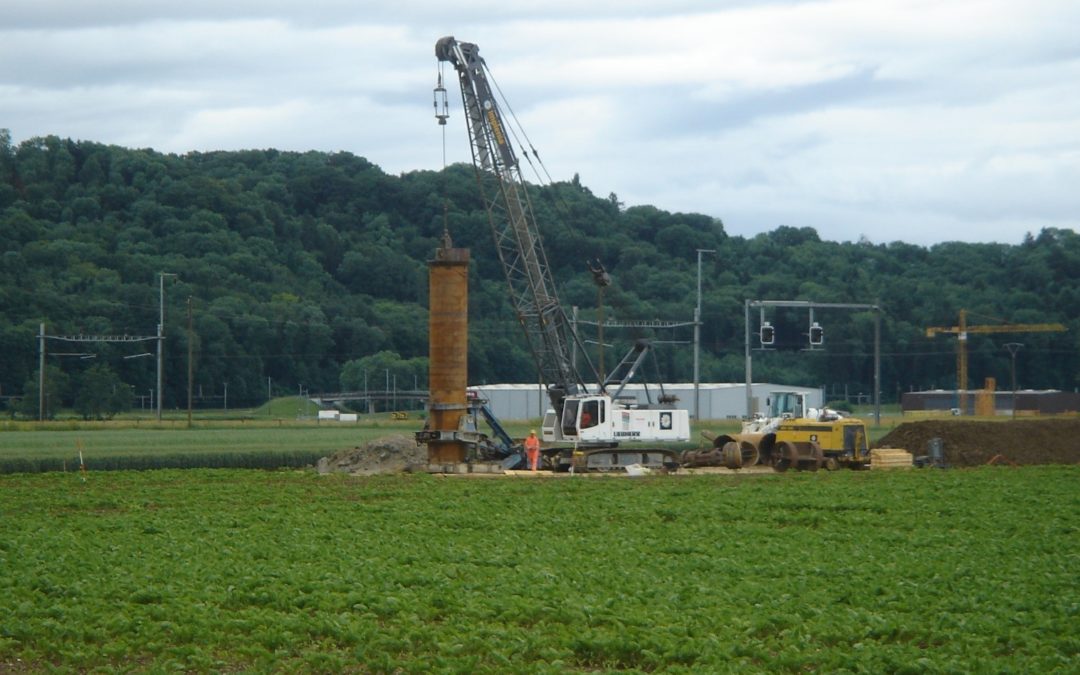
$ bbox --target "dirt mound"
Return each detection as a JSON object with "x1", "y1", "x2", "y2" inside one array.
[
  {"x1": 876, "y1": 418, "x2": 1080, "y2": 466},
  {"x1": 316, "y1": 434, "x2": 427, "y2": 475}
]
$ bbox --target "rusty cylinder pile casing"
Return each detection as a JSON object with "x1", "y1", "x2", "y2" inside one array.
[{"x1": 426, "y1": 241, "x2": 470, "y2": 464}]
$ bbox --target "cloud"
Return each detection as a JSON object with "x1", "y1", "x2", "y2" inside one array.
[{"x1": 0, "y1": 0, "x2": 1076, "y2": 246}]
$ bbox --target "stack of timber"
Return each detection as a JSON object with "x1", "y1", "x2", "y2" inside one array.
[{"x1": 870, "y1": 448, "x2": 914, "y2": 470}]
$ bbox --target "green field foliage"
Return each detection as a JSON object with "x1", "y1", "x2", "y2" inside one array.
[
  {"x1": 1, "y1": 467, "x2": 1076, "y2": 672},
  {"x1": 0, "y1": 423, "x2": 398, "y2": 473},
  {"x1": 0, "y1": 416, "x2": 900, "y2": 475}
]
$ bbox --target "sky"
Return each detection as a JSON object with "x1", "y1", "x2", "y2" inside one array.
[{"x1": 1, "y1": 0, "x2": 1077, "y2": 246}]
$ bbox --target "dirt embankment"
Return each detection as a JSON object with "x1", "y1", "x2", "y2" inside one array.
[
  {"x1": 876, "y1": 418, "x2": 1080, "y2": 466},
  {"x1": 317, "y1": 434, "x2": 427, "y2": 475}
]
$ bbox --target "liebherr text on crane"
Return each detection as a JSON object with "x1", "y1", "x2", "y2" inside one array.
[{"x1": 434, "y1": 36, "x2": 690, "y2": 471}]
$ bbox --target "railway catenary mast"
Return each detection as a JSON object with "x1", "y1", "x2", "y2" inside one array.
[
  {"x1": 435, "y1": 36, "x2": 597, "y2": 418},
  {"x1": 436, "y1": 36, "x2": 689, "y2": 469}
]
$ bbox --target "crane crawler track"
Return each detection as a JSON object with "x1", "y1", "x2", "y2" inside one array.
[{"x1": 550, "y1": 446, "x2": 682, "y2": 472}]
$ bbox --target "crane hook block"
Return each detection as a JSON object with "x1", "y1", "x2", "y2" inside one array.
[{"x1": 434, "y1": 73, "x2": 449, "y2": 125}]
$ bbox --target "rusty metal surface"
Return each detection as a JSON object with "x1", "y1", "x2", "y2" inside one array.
[{"x1": 426, "y1": 244, "x2": 470, "y2": 463}]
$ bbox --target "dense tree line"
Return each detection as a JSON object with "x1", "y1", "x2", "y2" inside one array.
[{"x1": 1, "y1": 131, "x2": 1077, "y2": 416}]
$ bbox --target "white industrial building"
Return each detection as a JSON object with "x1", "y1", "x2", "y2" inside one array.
[{"x1": 467, "y1": 383, "x2": 822, "y2": 421}]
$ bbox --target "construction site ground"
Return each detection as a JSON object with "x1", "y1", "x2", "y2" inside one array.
[
  {"x1": 317, "y1": 418, "x2": 1080, "y2": 476},
  {"x1": 876, "y1": 417, "x2": 1080, "y2": 466},
  {"x1": 469, "y1": 465, "x2": 778, "y2": 478},
  {"x1": 316, "y1": 434, "x2": 780, "y2": 477}
]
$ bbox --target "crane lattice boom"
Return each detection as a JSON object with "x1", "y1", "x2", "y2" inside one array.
[{"x1": 435, "y1": 37, "x2": 600, "y2": 415}]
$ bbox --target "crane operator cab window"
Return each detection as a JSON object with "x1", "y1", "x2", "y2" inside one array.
[
  {"x1": 562, "y1": 398, "x2": 604, "y2": 436},
  {"x1": 769, "y1": 392, "x2": 804, "y2": 419},
  {"x1": 580, "y1": 398, "x2": 601, "y2": 430}
]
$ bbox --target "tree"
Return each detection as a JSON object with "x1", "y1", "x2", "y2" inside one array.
[
  {"x1": 74, "y1": 364, "x2": 130, "y2": 420},
  {"x1": 16, "y1": 366, "x2": 71, "y2": 420},
  {"x1": 0, "y1": 136, "x2": 1074, "y2": 404},
  {"x1": 340, "y1": 351, "x2": 428, "y2": 391}
]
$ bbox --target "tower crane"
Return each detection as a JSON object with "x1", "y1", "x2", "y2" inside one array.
[
  {"x1": 434, "y1": 36, "x2": 689, "y2": 470},
  {"x1": 925, "y1": 309, "x2": 1066, "y2": 414}
]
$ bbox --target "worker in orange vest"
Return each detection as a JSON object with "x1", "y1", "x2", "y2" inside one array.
[{"x1": 524, "y1": 429, "x2": 541, "y2": 471}]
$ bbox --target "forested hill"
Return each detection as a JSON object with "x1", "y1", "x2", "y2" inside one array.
[{"x1": 1, "y1": 132, "x2": 1077, "y2": 413}]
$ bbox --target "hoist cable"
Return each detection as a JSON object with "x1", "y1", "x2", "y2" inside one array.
[
  {"x1": 485, "y1": 66, "x2": 550, "y2": 182},
  {"x1": 482, "y1": 59, "x2": 652, "y2": 351},
  {"x1": 483, "y1": 58, "x2": 650, "y2": 354},
  {"x1": 437, "y1": 61, "x2": 450, "y2": 233},
  {"x1": 484, "y1": 63, "x2": 595, "y2": 250}
]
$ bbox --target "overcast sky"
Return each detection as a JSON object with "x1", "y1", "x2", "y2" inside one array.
[{"x1": 1, "y1": 1, "x2": 1077, "y2": 246}]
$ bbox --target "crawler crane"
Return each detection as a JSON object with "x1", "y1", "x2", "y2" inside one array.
[{"x1": 435, "y1": 37, "x2": 689, "y2": 471}]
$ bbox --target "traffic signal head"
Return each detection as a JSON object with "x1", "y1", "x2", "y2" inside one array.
[
  {"x1": 760, "y1": 321, "x2": 775, "y2": 346},
  {"x1": 809, "y1": 321, "x2": 824, "y2": 345}
]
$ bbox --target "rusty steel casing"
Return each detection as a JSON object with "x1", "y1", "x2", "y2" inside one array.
[{"x1": 427, "y1": 243, "x2": 470, "y2": 463}]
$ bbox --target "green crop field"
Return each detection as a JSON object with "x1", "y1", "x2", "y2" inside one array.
[
  {"x1": 0, "y1": 414, "x2": 904, "y2": 475},
  {"x1": 0, "y1": 419, "x2": 419, "y2": 473},
  {"x1": 1, "y1": 466, "x2": 1075, "y2": 672}
]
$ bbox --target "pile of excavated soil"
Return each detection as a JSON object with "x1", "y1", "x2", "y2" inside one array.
[
  {"x1": 316, "y1": 434, "x2": 427, "y2": 475},
  {"x1": 876, "y1": 418, "x2": 1080, "y2": 466}
]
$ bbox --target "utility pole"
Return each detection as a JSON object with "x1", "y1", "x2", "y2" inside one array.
[
  {"x1": 588, "y1": 260, "x2": 611, "y2": 385},
  {"x1": 570, "y1": 306, "x2": 579, "y2": 375},
  {"x1": 187, "y1": 297, "x2": 193, "y2": 428},
  {"x1": 157, "y1": 272, "x2": 177, "y2": 421},
  {"x1": 744, "y1": 300, "x2": 752, "y2": 419},
  {"x1": 38, "y1": 323, "x2": 45, "y2": 422},
  {"x1": 1005, "y1": 342, "x2": 1023, "y2": 419},
  {"x1": 874, "y1": 303, "x2": 881, "y2": 425},
  {"x1": 693, "y1": 249, "x2": 715, "y2": 420}
]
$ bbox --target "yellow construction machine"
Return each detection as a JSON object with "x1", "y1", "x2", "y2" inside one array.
[
  {"x1": 686, "y1": 391, "x2": 870, "y2": 471},
  {"x1": 763, "y1": 415, "x2": 870, "y2": 471}
]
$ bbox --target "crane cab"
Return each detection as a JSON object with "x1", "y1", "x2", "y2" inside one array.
[
  {"x1": 560, "y1": 396, "x2": 606, "y2": 443},
  {"x1": 542, "y1": 394, "x2": 690, "y2": 445},
  {"x1": 768, "y1": 391, "x2": 807, "y2": 419}
]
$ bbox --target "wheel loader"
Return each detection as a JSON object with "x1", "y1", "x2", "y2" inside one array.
[
  {"x1": 760, "y1": 415, "x2": 870, "y2": 471},
  {"x1": 685, "y1": 391, "x2": 871, "y2": 471}
]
